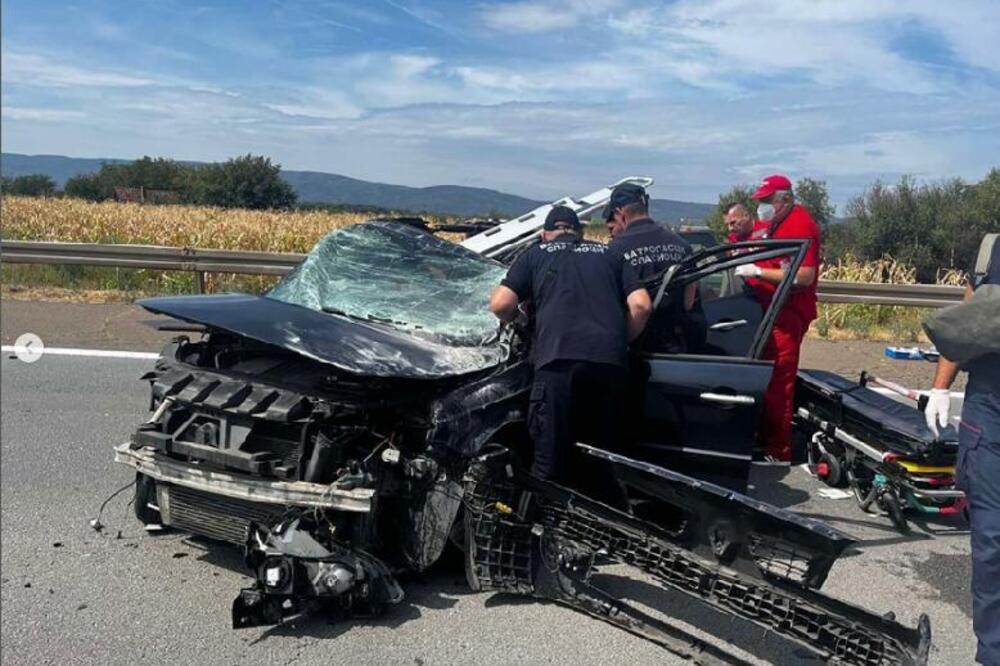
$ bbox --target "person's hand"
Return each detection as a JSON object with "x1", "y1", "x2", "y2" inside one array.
[
  {"x1": 734, "y1": 264, "x2": 763, "y2": 279},
  {"x1": 924, "y1": 388, "x2": 951, "y2": 438}
]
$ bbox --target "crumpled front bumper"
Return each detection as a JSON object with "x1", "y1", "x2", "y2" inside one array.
[{"x1": 114, "y1": 442, "x2": 373, "y2": 512}]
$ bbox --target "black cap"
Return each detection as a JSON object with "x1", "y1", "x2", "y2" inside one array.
[
  {"x1": 544, "y1": 205, "x2": 581, "y2": 230},
  {"x1": 601, "y1": 183, "x2": 648, "y2": 220}
]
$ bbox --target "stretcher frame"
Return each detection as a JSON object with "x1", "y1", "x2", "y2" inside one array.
[{"x1": 794, "y1": 371, "x2": 966, "y2": 533}]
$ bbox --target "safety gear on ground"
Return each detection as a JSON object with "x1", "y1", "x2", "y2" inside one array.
[
  {"x1": 756, "y1": 203, "x2": 775, "y2": 221},
  {"x1": 924, "y1": 388, "x2": 951, "y2": 438},
  {"x1": 734, "y1": 264, "x2": 763, "y2": 278}
]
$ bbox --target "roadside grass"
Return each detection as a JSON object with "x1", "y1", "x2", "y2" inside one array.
[
  {"x1": 2, "y1": 196, "x2": 963, "y2": 341},
  {"x1": 811, "y1": 255, "x2": 965, "y2": 342}
]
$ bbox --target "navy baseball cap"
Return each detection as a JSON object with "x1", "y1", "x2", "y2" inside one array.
[
  {"x1": 544, "y1": 205, "x2": 581, "y2": 230},
  {"x1": 601, "y1": 183, "x2": 648, "y2": 220}
]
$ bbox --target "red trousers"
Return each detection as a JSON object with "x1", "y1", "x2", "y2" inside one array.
[{"x1": 758, "y1": 312, "x2": 808, "y2": 460}]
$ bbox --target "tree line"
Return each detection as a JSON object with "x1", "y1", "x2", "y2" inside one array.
[
  {"x1": 707, "y1": 169, "x2": 1000, "y2": 282},
  {"x1": 1, "y1": 154, "x2": 297, "y2": 210}
]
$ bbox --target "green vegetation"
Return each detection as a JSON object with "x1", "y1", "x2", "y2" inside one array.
[
  {"x1": 0, "y1": 173, "x2": 57, "y2": 196},
  {"x1": 63, "y1": 154, "x2": 297, "y2": 210},
  {"x1": 705, "y1": 170, "x2": 999, "y2": 281},
  {"x1": 829, "y1": 170, "x2": 1000, "y2": 282}
]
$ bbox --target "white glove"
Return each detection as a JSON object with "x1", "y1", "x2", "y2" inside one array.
[
  {"x1": 734, "y1": 264, "x2": 763, "y2": 278},
  {"x1": 924, "y1": 388, "x2": 950, "y2": 438}
]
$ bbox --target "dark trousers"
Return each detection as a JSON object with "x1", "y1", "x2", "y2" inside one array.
[
  {"x1": 527, "y1": 360, "x2": 627, "y2": 485},
  {"x1": 957, "y1": 398, "x2": 1000, "y2": 666}
]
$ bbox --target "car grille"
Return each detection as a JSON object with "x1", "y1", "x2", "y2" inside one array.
[{"x1": 160, "y1": 484, "x2": 284, "y2": 544}]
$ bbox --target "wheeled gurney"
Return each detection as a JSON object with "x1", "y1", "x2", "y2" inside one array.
[{"x1": 794, "y1": 369, "x2": 966, "y2": 532}]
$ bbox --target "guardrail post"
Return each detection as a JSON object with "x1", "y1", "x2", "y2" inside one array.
[{"x1": 196, "y1": 271, "x2": 206, "y2": 294}]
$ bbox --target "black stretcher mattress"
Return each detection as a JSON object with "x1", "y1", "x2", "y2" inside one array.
[{"x1": 796, "y1": 369, "x2": 958, "y2": 460}]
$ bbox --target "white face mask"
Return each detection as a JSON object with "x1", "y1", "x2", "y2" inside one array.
[{"x1": 757, "y1": 203, "x2": 775, "y2": 221}]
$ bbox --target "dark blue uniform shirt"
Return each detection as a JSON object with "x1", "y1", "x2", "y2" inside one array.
[
  {"x1": 608, "y1": 218, "x2": 692, "y2": 281},
  {"x1": 608, "y1": 218, "x2": 697, "y2": 352},
  {"x1": 501, "y1": 236, "x2": 642, "y2": 369}
]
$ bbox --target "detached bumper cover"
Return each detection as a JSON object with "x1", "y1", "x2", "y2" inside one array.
[
  {"x1": 114, "y1": 442, "x2": 373, "y2": 512},
  {"x1": 464, "y1": 448, "x2": 931, "y2": 666}
]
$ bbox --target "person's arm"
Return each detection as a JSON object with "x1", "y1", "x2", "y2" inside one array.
[
  {"x1": 924, "y1": 283, "x2": 975, "y2": 435},
  {"x1": 626, "y1": 288, "x2": 652, "y2": 342},
  {"x1": 736, "y1": 220, "x2": 820, "y2": 289},
  {"x1": 491, "y1": 252, "x2": 532, "y2": 322},
  {"x1": 749, "y1": 265, "x2": 817, "y2": 289},
  {"x1": 683, "y1": 282, "x2": 698, "y2": 311},
  {"x1": 489, "y1": 286, "x2": 521, "y2": 323}
]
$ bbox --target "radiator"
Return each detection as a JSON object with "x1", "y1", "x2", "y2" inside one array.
[{"x1": 159, "y1": 483, "x2": 284, "y2": 544}]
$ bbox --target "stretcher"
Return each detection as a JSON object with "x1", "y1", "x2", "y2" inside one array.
[{"x1": 794, "y1": 369, "x2": 966, "y2": 533}]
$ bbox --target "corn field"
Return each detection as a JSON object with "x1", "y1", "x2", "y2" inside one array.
[
  {"x1": 0, "y1": 197, "x2": 963, "y2": 340},
  {"x1": 1, "y1": 195, "x2": 369, "y2": 252},
  {"x1": 2, "y1": 196, "x2": 388, "y2": 294}
]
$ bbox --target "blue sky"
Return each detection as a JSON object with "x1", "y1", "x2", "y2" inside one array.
[{"x1": 3, "y1": 0, "x2": 1000, "y2": 208}]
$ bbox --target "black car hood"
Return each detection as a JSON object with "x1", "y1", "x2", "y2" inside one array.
[{"x1": 139, "y1": 294, "x2": 508, "y2": 379}]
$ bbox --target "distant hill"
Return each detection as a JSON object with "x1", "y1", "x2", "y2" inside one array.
[{"x1": 1, "y1": 152, "x2": 713, "y2": 222}]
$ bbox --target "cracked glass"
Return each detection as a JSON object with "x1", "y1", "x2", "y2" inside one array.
[{"x1": 268, "y1": 221, "x2": 508, "y2": 346}]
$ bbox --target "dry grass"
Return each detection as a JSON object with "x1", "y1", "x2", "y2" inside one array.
[
  {"x1": 1, "y1": 196, "x2": 401, "y2": 296},
  {"x1": 1, "y1": 195, "x2": 369, "y2": 252},
  {"x1": 812, "y1": 254, "x2": 964, "y2": 342}
]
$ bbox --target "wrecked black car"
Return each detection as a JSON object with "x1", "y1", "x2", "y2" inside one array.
[{"x1": 116, "y1": 217, "x2": 931, "y2": 665}]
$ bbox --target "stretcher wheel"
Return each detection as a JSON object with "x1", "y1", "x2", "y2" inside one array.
[
  {"x1": 847, "y1": 467, "x2": 876, "y2": 512},
  {"x1": 878, "y1": 489, "x2": 910, "y2": 533},
  {"x1": 816, "y1": 453, "x2": 846, "y2": 488}
]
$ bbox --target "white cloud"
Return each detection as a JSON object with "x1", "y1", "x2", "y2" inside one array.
[
  {"x1": 481, "y1": 2, "x2": 579, "y2": 32},
  {"x1": 480, "y1": 0, "x2": 623, "y2": 33},
  {"x1": 2, "y1": 53, "x2": 158, "y2": 88},
  {"x1": 1, "y1": 106, "x2": 86, "y2": 121},
  {"x1": 264, "y1": 88, "x2": 363, "y2": 120}
]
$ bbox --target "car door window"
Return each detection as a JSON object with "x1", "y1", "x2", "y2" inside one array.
[{"x1": 643, "y1": 241, "x2": 808, "y2": 359}]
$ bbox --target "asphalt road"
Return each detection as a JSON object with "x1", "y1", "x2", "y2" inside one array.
[{"x1": 0, "y1": 325, "x2": 977, "y2": 664}]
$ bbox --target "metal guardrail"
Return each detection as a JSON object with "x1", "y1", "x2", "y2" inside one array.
[
  {"x1": 817, "y1": 281, "x2": 963, "y2": 308},
  {"x1": 0, "y1": 239, "x2": 966, "y2": 306},
  {"x1": 0, "y1": 240, "x2": 304, "y2": 292}
]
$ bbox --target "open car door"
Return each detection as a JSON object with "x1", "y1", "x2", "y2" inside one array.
[{"x1": 634, "y1": 239, "x2": 809, "y2": 492}]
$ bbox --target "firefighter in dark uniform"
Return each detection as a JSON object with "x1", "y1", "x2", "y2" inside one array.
[
  {"x1": 602, "y1": 183, "x2": 702, "y2": 445},
  {"x1": 924, "y1": 236, "x2": 1000, "y2": 665},
  {"x1": 489, "y1": 206, "x2": 652, "y2": 483},
  {"x1": 605, "y1": 183, "x2": 699, "y2": 348}
]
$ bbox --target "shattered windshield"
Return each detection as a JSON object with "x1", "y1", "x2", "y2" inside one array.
[{"x1": 268, "y1": 221, "x2": 507, "y2": 345}]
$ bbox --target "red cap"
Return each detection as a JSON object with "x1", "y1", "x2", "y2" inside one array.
[{"x1": 750, "y1": 174, "x2": 792, "y2": 200}]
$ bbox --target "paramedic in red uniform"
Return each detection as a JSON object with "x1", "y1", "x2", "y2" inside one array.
[
  {"x1": 724, "y1": 203, "x2": 754, "y2": 243},
  {"x1": 735, "y1": 175, "x2": 821, "y2": 464}
]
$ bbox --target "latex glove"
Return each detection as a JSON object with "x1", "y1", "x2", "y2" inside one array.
[
  {"x1": 734, "y1": 264, "x2": 763, "y2": 279},
  {"x1": 924, "y1": 388, "x2": 950, "y2": 438}
]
